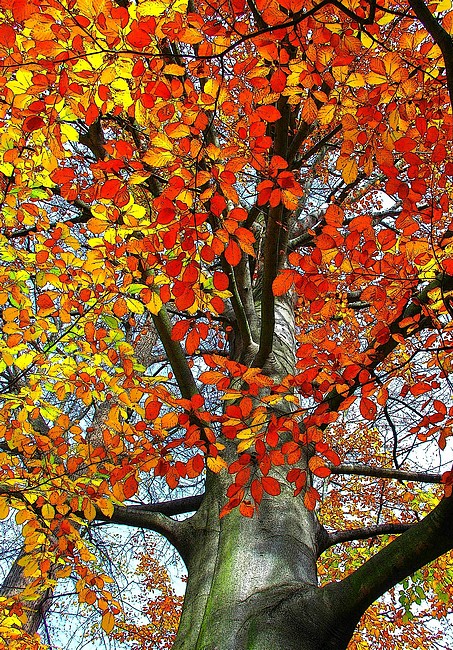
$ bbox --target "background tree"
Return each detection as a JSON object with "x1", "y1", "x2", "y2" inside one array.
[{"x1": 0, "y1": 0, "x2": 453, "y2": 648}]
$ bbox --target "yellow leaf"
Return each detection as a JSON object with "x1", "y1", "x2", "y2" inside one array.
[
  {"x1": 139, "y1": 0, "x2": 168, "y2": 16},
  {"x1": 125, "y1": 297, "x2": 145, "y2": 314},
  {"x1": 152, "y1": 133, "x2": 173, "y2": 150},
  {"x1": 41, "y1": 504, "x2": 55, "y2": 520},
  {"x1": 84, "y1": 501, "x2": 96, "y2": 521},
  {"x1": 0, "y1": 498, "x2": 9, "y2": 520},
  {"x1": 318, "y1": 104, "x2": 336, "y2": 125},
  {"x1": 366, "y1": 71, "x2": 387, "y2": 85},
  {"x1": 128, "y1": 171, "x2": 151, "y2": 185},
  {"x1": 347, "y1": 72, "x2": 365, "y2": 87},
  {"x1": 342, "y1": 158, "x2": 358, "y2": 184},
  {"x1": 142, "y1": 149, "x2": 174, "y2": 167},
  {"x1": 60, "y1": 123, "x2": 79, "y2": 142},
  {"x1": 144, "y1": 291, "x2": 162, "y2": 315},
  {"x1": 163, "y1": 63, "x2": 186, "y2": 76},
  {"x1": 97, "y1": 498, "x2": 114, "y2": 518},
  {"x1": 207, "y1": 456, "x2": 228, "y2": 473},
  {"x1": 15, "y1": 509, "x2": 31, "y2": 525}
]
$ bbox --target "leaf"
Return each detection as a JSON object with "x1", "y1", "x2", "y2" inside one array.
[
  {"x1": 101, "y1": 611, "x2": 115, "y2": 634},
  {"x1": 123, "y1": 475, "x2": 138, "y2": 499},
  {"x1": 301, "y1": 98, "x2": 318, "y2": 124},
  {"x1": 261, "y1": 476, "x2": 281, "y2": 496},
  {"x1": 224, "y1": 239, "x2": 242, "y2": 266},
  {"x1": 342, "y1": 158, "x2": 358, "y2": 184},
  {"x1": 256, "y1": 105, "x2": 281, "y2": 122},
  {"x1": 207, "y1": 456, "x2": 227, "y2": 472},
  {"x1": 308, "y1": 455, "x2": 331, "y2": 478},
  {"x1": 273, "y1": 269, "x2": 296, "y2": 296},
  {"x1": 0, "y1": 498, "x2": 9, "y2": 520},
  {"x1": 360, "y1": 397, "x2": 377, "y2": 420}
]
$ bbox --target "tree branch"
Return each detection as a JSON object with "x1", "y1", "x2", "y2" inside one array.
[
  {"x1": 253, "y1": 96, "x2": 291, "y2": 368},
  {"x1": 151, "y1": 305, "x2": 199, "y2": 400},
  {"x1": 97, "y1": 495, "x2": 203, "y2": 561},
  {"x1": 324, "y1": 494, "x2": 453, "y2": 624},
  {"x1": 329, "y1": 463, "x2": 442, "y2": 483},
  {"x1": 319, "y1": 522, "x2": 413, "y2": 554},
  {"x1": 407, "y1": 0, "x2": 453, "y2": 110}
]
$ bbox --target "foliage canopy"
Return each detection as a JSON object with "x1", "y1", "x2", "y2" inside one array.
[{"x1": 1, "y1": 0, "x2": 453, "y2": 646}]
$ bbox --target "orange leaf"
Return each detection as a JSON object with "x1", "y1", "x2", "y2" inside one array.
[
  {"x1": 256, "y1": 105, "x2": 281, "y2": 122},
  {"x1": 101, "y1": 611, "x2": 115, "y2": 634},
  {"x1": 272, "y1": 269, "x2": 296, "y2": 296}
]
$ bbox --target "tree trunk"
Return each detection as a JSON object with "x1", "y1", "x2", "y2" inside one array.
[
  {"x1": 173, "y1": 296, "x2": 356, "y2": 650},
  {"x1": 174, "y1": 472, "x2": 356, "y2": 650},
  {"x1": 0, "y1": 546, "x2": 51, "y2": 635}
]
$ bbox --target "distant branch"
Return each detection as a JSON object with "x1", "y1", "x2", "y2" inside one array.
[
  {"x1": 319, "y1": 522, "x2": 413, "y2": 554},
  {"x1": 253, "y1": 97, "x2": 291, "y2": 368},
  {"x1": 329, "y1": 463, "x2": 442, "y2": 483}
]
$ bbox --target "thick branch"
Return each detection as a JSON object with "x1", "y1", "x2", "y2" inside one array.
[
  {"x1": 222, "y1": 254, "x2": 256, "y2": 350},
  {"x1": 98, "y1": 501, "x2": 198, "y2": 560},
  {"x1": 253, "y1": 97, "x2": 291, "y2": 368},
  {"x1": 324, "y1": 494, "x2": 453, "y2": 622},
  {"x1": 407, "y1": 0, "x2": 453, "y2": 110},
  {"x1": 114, "y1": 494, "x2": 203, "y2": 516}
]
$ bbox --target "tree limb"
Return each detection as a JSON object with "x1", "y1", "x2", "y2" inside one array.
[
  {"x1": 324, "y1": 494, "x2": 453, "y2": 623},
  {"x1": 407, "y1": 0, "x2": 453, "y2": 110},
  {"x1": 329, "y1": 463, "x2": 442, "y2": 483},
  {"x1": 319, "y1": 522, "x2": 413, "y2": 554},
  {"x1": 253, "y1": 97, "x2": 291, "y2": 368},
  {"x1": 151, "y1": 305, "x2": 199, "y2": 400},
  {"x1": 97, "y1": 497, "x2": 203, "y2": 560}
]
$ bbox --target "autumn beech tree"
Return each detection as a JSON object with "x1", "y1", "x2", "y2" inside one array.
[{"x1": 1, "y1": 0, "x2": 453, "y2": 647}]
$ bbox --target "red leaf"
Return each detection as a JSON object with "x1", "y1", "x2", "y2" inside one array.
[
  {"x1": 256, "y1": 105, "x2": 281, "y2": 122},
  {"x1": 261, "y1": 476, "x2": 281, "y2": 496},
  {"x1": 316, "y1": 233, "x2": 336, "y2": 250},
  {"x1": 123, "y1": 475, "x2": 138, "y2": 499},
  {"x1": 239, "y1": 501, "x2": 255, "y2": 517},
  {"x1": 270, "y1": 69, "x2": 286, "y2": 93},
  {"x1": 171, "y1": 320, "x2": 191, "y2": 341},
  {"x1": 0, "y1": 24, "x2": 16, "y2": 48},
  {"x1": 251, "y1": 479, "x2": 263, "y2": 504},
  {"x1": 360, "y1": 397, "x2": 377, "y2": 420},
  {"x1": 145, "y1": 400, "x2": 161, "y2": 420},
  {"x1": 101, "y1": 179, "x2": 121, "y2": 199},
  {"x1": 432, "y1": 143, "x2": 447, "y2": 163},
  {"x1": 224, "y1": 239, "x2": 242, "y2": 266},
  {"x1": 127, "y1": 27, "x2": 151, "y2": 49},
  {"x1": 85, "y1": 103, "x2": 99, "y2": 126},
  {"x1": 213, "y1": 271, "x2": 229, "y2": 290},
  {"x1": 51, "y1": 167, "x2": 75, "y2": 184},
  {"x1": 394, "y1": 137, "x2": 416, "y2": 152},
  {"x1": 272, "y1": 269, "x2": 295, "y2": 296},
  {"x1": 24, "y1": 116, "x2": 45, "y2": 132},
  {"x1": 37, "y1": 294, "x2": 54, "y2": 310}
]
